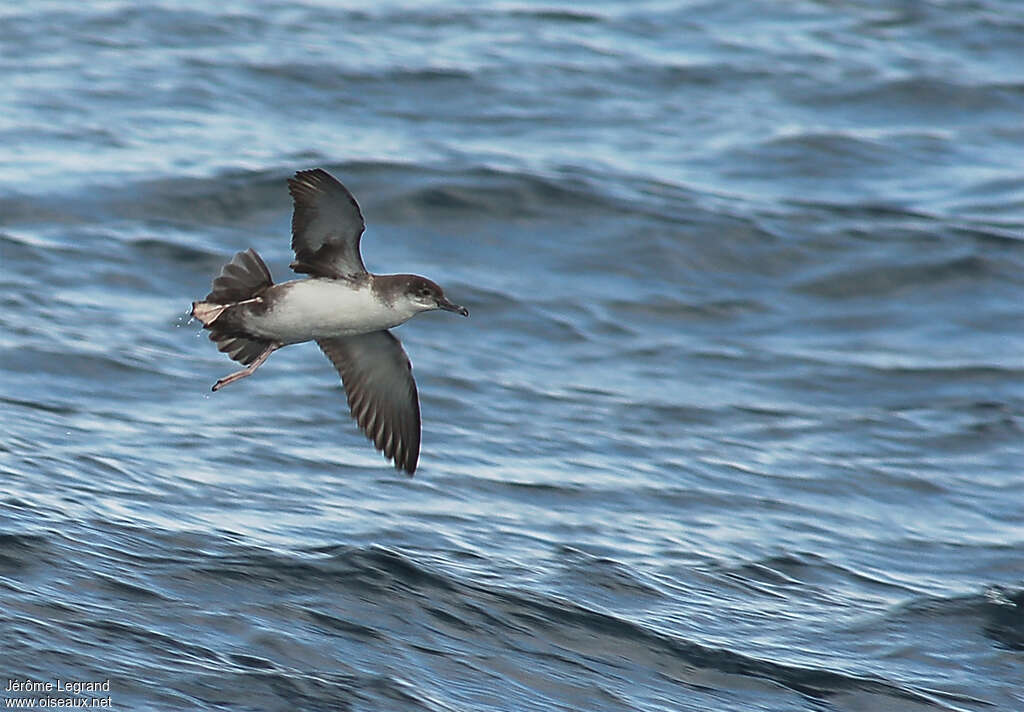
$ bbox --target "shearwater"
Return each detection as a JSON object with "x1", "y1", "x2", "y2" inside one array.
[{"x1": 191, "y1": 168, "x2": 468, "y2": 475}]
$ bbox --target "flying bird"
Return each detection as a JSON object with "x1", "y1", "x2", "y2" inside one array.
[{"x1": 191, "y1": 168, "x2": 468, "y2": 474}]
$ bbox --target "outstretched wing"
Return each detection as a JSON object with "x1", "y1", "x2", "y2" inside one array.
[
  {"x1": 317, "y1": 331, "x2": 421, "y2": 475},
  {"x1": 287, "y1": 168, "x2": 367, "y2": 279}
]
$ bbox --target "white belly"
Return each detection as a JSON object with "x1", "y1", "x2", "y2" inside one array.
[{"x1": 245, "y1": 279, "x2": 410, "y2": 344}]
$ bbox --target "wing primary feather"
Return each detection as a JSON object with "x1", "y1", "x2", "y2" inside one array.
[
  {"x1": 316, "y1": 331, "x2": 421, "y2": 475},
  {"x1": 287, "y1": 169, "x2": 367, "y2": 279}
]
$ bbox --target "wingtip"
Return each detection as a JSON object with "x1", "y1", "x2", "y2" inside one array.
[
  {"x1": 402, "y1": 447, "x2": 420, "y2": 476},
  {"x1": 288, "y1": 168, "x2": 331, "y2": 193},
  {"x1": 392, "y1": 435, "x2": 418, "y2": 476}
]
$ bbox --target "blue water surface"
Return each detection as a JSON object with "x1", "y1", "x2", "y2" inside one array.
[{"x1": 1, "y1": 2, "x2": 1022, "y2": 710}]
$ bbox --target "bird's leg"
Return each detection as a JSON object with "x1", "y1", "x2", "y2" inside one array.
[{"x1": 211, "y1": 342, "x2": 281, "y2": 392}]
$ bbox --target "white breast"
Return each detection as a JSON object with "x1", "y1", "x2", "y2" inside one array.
[{"x1": 245, "y1": 279, "x2": 413, "y2": 344}]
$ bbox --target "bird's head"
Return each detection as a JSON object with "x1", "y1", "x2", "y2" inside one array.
[{"x1": 404, "y1": 276, "x2": 469, "y2": 317}]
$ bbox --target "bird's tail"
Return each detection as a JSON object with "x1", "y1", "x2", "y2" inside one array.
[{"x1": 191, "y1": 248, "x2": 273, "y2": 327}]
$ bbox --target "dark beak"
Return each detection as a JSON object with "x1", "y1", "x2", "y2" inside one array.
[{"x1": 438, "y1": 297, "x2": 469, "y2": 317}]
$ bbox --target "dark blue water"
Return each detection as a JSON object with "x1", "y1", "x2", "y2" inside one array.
[{"x1": 2, "y1": 2, "x2": 1022, "y2": 710}]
